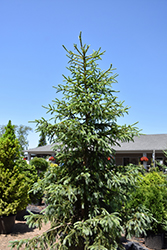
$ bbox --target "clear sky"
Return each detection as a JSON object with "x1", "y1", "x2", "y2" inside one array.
[{"x1": 0, "y1": 0, "x2": 167, "y2": 149}]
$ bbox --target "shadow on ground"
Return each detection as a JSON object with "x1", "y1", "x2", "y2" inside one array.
[{"x1": 11, "y1": 222, "x2": 35, "y2": 235}]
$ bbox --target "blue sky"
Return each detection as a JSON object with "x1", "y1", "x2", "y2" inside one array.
[{"x1": 0, "y1": 0, "x2": 167, "y2": 148}]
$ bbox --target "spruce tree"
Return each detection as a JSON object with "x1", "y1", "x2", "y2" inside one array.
[{"x1": 11, "y1": 33, "x2": 144, "y2": 250}]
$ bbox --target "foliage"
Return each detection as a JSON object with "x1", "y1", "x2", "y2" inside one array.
[
  {"x1": 27, "y1": 163, "x2": 59, "y2": 206},
  {"x1": 29, "y1": 157, "x2": 49, "y2": 173},
  {"x1": 0, "y1": 166, "x2": 30, "y2": 216},
  {"x1": 29, "y1": 157, "x2": 49, "y2": 201},
  {"x1": 0, "y1": 120, "x2": 20, "y2": 170},
  {"x1": 108, "y1": 165, "x2": 154, "y2": 238},
  {"x1": 16, "y1": 125, "x2": 33, "y2": 151},
  {"x1": 0, "y1": 124, "x2": 32, "y2": 151},
  {"x1": 10, "y1": 33, "x2": 141, "y2": 249},
  {"x1": 15, "y1": 159, "x2": 40, "y2": 203},
  {"x1": 38, "y1": 130, "x2": 47, "y2": 147},
  {"x1": 126, "y1": 171, "x2": 167, "y2": 233},
  {"x1": 0, "y1": 121, "x2": 31, "y2": 216}
]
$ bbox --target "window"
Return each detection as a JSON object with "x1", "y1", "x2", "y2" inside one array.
[{"x1": 123, "y1": 158, "x2": 129, "y2": 166}]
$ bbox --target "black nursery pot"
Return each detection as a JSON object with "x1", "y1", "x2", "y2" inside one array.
[
  {"x1": 16, "y1": 209, "x2": 27, "y2": 221},
  {"x1": 0, "y1": 214, "x2": 16, "y2": 234},
  {"x1": 145, "y1": 231, "x2": 164, "y2": 250}
]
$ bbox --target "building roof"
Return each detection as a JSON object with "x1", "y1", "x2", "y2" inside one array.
[
  {"x1": 24, "y1": 134, "x2": 167, "y2": 155},
  {"x1": 24, "y1": 144, "x2": 55, "y2": 154},
  {"x1": 112, "y1": 134, "x2": 167, "y2": 153}
]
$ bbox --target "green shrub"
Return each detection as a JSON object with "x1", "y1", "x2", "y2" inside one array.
[
  {"x1": 29, "y1": 157, "x2": 48, "y2": 173},
  {"x1": 29, "y1": 157, "x2": 49, "y2": 201},
  {"x1": 0, "y1": 166, "x2": 30, "y2": 216},
  {"x1": 29, "y1": 163, "x2": 59, "y2": 203},
  {"x1": 16, "y1": 159, "x2": 38, "y2": 184},
  {"x1": 126, "y1": 171, "x2": 167, "y2": 233},
  {"x1": 15, "y1": 159, "x2": 41, "y2": 203}
]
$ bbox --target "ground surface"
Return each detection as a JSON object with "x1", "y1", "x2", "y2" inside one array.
[
  {"x1": 0, "y1": 205, "x2": 153, "y2": 250},
  {"x1": 0, "y1": 219, "x2": 51, "y2": 250},
  {"x1": 0, "y1": 227, "x2": 151, "y2": 250}
]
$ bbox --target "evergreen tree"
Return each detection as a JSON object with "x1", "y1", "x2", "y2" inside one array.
[
  {"x1": 11, "y1": 34, "x2": 147, "y2": 250},
  {"x1": 38, "y1": 130, "x2": 47, "y2": 147},
  {"x1": 0, "y1": 121, "x2": 31, "y2": 216},
  {"x1": 0, "y1": 120, "x2": 20, "y2": 169},
  {"x1": 0, "y1": 124, "x2": 32, "y2": 150}
]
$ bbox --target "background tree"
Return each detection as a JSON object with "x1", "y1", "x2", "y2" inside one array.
[
  {"x1": 11, "y1": 34, "x2": 146, "y2": 250},
  {"x1": 0, "y1": 125, "x2": 5, "y2": 136},
  {"x1": 15, "y1": 125, "x2": 33, "y2": 150},
  {"x1": 0, "y1": 124, "x2": 32, "y2": 151},
  {"x1": 38, "y1": 130, "x2": 47, "y2": 147}
]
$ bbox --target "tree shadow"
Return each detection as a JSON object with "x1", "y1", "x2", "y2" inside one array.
[
  {"x1": 10, "y1": 205, "x2": 46, "y2": 235},
  {"x1": 11, "y1": 221, "x2": 35, "y2": 235}
]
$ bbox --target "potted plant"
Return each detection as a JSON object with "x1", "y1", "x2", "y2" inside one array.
[
  {"x1": 126, "y1": 170, "x2": 167, "y2": 249},
  {"x1": 140, "y1": 156, "x2": 149, "y2": 162},
  {"x1": 15, "y1": 159, "x2": 40, "y2": 219},
  {"x1": 16, "y1": 159, "x2": 39, "y2": 203},
  {"x1": 0, "y1": 121, "x2": 31, "y2": 232},
  {"x1": 0, "y1": 167, "x2": 30, "y2": 233},
  {"x1": 49, "y1": 156, "x2": 55, "y2": 162}
]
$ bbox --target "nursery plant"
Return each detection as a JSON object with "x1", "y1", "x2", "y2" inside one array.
[
  {"x1": 16, "y1": 159, "x2": 40, "y2": 204},
  {"x1": 30, "y1": 157, "x2": 48, "y2": 173},
  {"x1": 29, "y1": 157, "x2": 49, "y2": 201},
  {"x1": 10, "y1": 33, "x2": 148, "y2": 250},
  {"x1": 0, "y1": 121, "x2": 30, "y2": 217},
  {"x1": 126, "y1": 171, "x2": 167, "y2": 234},
  {"x1": 0, "y1": 124, "x2": 32, "y2": 151},
  {"x1": 0, "y1": 166, "x2": 30, "y2": 216},
  {"x1": 0, "y1": 120, "x2": 20, "y2": 170}
]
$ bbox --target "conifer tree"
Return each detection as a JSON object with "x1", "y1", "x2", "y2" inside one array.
[
  {"x1": 0, "y1": 124, "x2": 32, "y2": 151},
  {"x1": 0, "y1": 121, "x2": 30, "y2": 216},
  {"x1": 38, "y1": 130, "x2": 47, "y2": 147},
  {"x1": 0, "y1": 120, "x2": 20, "y2": 169},
  {"x1": 11, "y1": 34, "x2": 148, "y2": 250}
]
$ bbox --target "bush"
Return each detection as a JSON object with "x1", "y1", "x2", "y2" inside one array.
[
  {"x1": 126, "y1": 171, "x2": 167, "y2": 233},
  {"x1": 26, "y1": 163, "x2": 59, "y2": 205},
  {"x1": 15, "y1": 159, "x2": 41, "y2": 204},
  {"x1": 16, "y1": 159, "x2": 38, "y2": 184},
  {"x1": 0, "y1": 166, "x2": 30, "y2": 216},
  {"x1": 29, "y1": 157, "x2": 48, "y2": 173}
]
